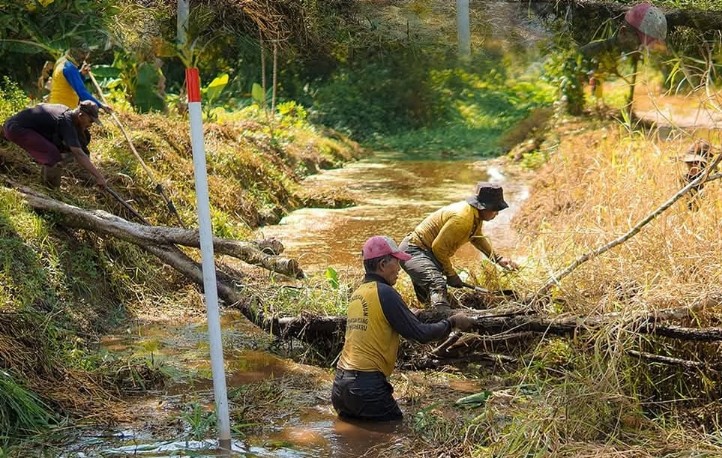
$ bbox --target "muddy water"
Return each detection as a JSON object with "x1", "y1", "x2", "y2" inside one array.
[
  {"x1": 67, "y1": 154, "x2": 528, "y2": 457},
  {"x1": 257, "y1": 152, "x2": 529, "y2": 274},
  {"x1": 69, "y1": 312, "x2": 413, "y2": 457}
]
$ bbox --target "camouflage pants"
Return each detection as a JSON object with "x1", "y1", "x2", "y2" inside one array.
[{"x1": 399, "y1": 237, "x2": 451, "y2": 308}]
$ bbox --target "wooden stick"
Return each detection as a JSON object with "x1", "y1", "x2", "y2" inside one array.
[
  {"x1": 430, "y1": 332, "x2": 463, "y2": 357},
  {"x1": 627, "y1": 350, "x2": 712, "y2": 369},
  {"x1": 87, "y1": 72, "x2": 186, "y2": 228},
  {"x1": 537, "y1": 152, "x2": 722, "y2": 296}
]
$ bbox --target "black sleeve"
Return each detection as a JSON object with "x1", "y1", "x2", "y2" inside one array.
[{"x1": 378, "y1": 283, "x2": 452, "y2": 344}]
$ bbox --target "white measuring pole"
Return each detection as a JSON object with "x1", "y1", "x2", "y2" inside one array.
[{"x1": 185, "y1": 67, "x2": 232, "y2": 451}]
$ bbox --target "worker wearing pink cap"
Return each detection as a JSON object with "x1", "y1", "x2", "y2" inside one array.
[
  {"x1": 331, "y1": 235, "x2": 474, "y2": 421},
  {"x1": 581, "y1": 3, "x2": 667, "y2": 58}
]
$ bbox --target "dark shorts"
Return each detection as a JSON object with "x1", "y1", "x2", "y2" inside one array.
[
  {"x1": 331, "y1": 369, "x2": 402, "y2": 422},
  {"x1": 3, "y1": 122, "x2": 61, "y2": 166}
]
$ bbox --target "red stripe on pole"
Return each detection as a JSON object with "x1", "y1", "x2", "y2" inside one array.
[{"x1": 186, "y1": 67, "x2": 201, "y2": 103}]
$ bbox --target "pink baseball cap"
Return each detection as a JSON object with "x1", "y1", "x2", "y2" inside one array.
[
  {"x1": 362, "y1": 236, "x2": 411, "y2": 261},
  {"x1": 624, "y1": 3, "x2": 667, "y2": 46}
]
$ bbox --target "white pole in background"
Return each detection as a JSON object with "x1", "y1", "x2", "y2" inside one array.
[
  {"x1": 185, "y1": 67, "x2": 232, "y2": 451},
  {"x1": 177, "y1": 0, "x2": 189, "y2": 47},
  {"x1": 456, "y1": 0, "x2": 471, "y2": 58}
]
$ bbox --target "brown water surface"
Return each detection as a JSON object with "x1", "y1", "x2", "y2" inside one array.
[{"x1": 256, "y1": 153, "x2": 529, "y2": 274}]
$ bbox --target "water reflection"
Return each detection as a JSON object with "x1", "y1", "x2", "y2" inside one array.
[
  {"x1": 256, "y1": 154, "x2": 529, "y2": 273},
  {"x1": 257, "y1": 408, "x2": 407, "y2": 458}
]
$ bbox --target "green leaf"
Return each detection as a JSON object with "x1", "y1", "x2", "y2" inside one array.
[
  {"x1": 455, "y1": 390, "x2": 491, "y2": 408},
  {"x1": 324, "y1": 267, "x2": 339, "y2": 289},
  {"x1": 251, "y1": 82, "x2": 265, "y2": 105},
  {"x1": 203, "y1": 73, "x2": 228, "y2": 104},
  {"x1": 89, "y1": 64, "x2": 120, "y2": 79}
]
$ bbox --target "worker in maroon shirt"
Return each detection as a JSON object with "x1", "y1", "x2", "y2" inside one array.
[{"x1": 2, "y1": 101, "x2": 107, "y2": 189}]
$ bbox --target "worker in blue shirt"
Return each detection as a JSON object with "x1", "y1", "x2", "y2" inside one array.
[{"x1": 48, "y1": 43, "x2": 112, "y2": 113}]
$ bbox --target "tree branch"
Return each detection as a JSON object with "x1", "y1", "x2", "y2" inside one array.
[
  {"x1": 537, "y1": 152, "x2": 722, "y2": 296},
  {"x1": 9, "y1": 182, "x2": 303, "y2": 278}
]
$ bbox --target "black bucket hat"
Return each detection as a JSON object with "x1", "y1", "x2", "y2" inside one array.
[{"x1": 466, "y1": 182, "x2": 508, "y2": 211}]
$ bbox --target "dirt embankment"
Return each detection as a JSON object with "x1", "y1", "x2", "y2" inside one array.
[{"x1": 0, "y1": 110, "x2": 365, "y2": 435}]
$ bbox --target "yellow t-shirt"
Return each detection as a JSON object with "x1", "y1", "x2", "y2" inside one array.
[
  {"x1": 49, "y1": 56, "x2": 80, "y2": 108},
  {"x1": 337, "y1": 275, "x2": 452, "y2": 377},
  {"x1": 338, "y1": 281, "x2": 400, "y2": 377},
  {"x1": 408, "y1": 201, "x2": 493, "y2": 276}
]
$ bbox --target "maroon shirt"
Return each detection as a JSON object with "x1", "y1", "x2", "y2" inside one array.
[{"x1": 4, "y1": 103, "x2": 84, "y2": 150}]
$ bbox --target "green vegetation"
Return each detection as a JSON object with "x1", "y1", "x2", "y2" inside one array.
[{"x1": 1, "y1": 1, "x2": 721, "y2": 456}]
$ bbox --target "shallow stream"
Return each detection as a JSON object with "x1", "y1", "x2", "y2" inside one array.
[
  {"x1": 63, "y1": 153, "x2": 529, "y2": 457},
  {"x1": 257, "y1": 152, "x2": 529, "y2": 274}
]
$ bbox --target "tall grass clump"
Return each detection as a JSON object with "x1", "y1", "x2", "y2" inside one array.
[
  {"x1": 0, "y1": 371, "x2": 57, "y2": 445},
  {"x1": 504, "y1": 114, "x2": 722, "y2": 454},
  {"x1": 0, "y1": 77, "x2": 30, "y2": 122}
]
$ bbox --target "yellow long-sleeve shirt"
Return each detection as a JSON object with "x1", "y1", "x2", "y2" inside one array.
[{"x1": 407, "y1": 201, "x2": 494, "y2": 277}]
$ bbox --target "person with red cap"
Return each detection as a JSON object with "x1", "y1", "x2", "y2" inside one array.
[
  {"x1": 400, "y1": 182, "x2": 518, "y2": 311},
  {"x1": 581, "y1": 2, "x2": 667, "y2": 58},
  {"x1": 331, "y1": 235, "x2": 474, "y2": 422}
]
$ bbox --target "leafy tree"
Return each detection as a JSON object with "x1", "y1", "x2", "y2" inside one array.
[{"x1": 0, "y1": 0, "x2": 117, "y2": 98}]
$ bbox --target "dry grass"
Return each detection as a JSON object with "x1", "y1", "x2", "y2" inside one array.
[
  {"x1": 515, "y1": 119, "x2": 722, "y2": 313},
  {"x1": 479, "y1": 115, "x2": 722, "y2": 456}
]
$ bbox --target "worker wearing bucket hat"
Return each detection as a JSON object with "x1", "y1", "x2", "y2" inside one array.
[
  {"x1": 399, "y1": 182, "x2": 518, "y2": 311},
  {"x1": 680, "y1": 139, "x2": 715, "y2": 211}
]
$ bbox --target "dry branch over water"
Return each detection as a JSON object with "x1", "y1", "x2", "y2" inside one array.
[{"x1": 7, "y1": 180, "x2": 303, "y2": 279}]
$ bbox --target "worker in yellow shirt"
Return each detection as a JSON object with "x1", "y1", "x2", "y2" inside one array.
[
  {"x1": 48, "y1": 43, "x2": 113, "y2": 113},
  {"x1": 400, "y1": 182, "x2": 518, "y2": 310},
  {"x1": 332, "y1": 236, "x2": 473, "y2": 421}
]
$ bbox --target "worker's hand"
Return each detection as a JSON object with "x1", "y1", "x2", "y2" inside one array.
[
  {"x1": 446, "y1": 274, "x2": 464, "y2": 288},
  {"x1": 497, "y1": 257, "x2": 519, "y2": 271},
  {"x1": 448, "y1": 313, "x2": 474, "y2": 332},
  {"x1": 80, "y1": 62, "x2": 91, "y2": 76},
  {"x1": 102, "y1": 104, "x2": 114, "y2": 113},
  {"x1": 95, "y1": 176, "x2": 107, "y2": 189}
]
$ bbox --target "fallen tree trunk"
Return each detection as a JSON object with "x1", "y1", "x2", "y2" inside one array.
[
  {"x1": 11, "y1": 183, "x2": 303, "y2": 278},
  {"x1": 252, "y1": 299, "x2": 722, "y2": 344}
]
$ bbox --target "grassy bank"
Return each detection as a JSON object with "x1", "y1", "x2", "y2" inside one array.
[{"x1": 0, "y1": 88, "x2": 363, "y2": 449}]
